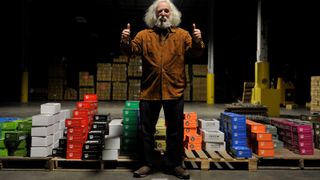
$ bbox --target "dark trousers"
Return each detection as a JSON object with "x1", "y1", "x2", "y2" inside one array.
[{"x1": 139, "y1": 97, "x2": 184, "y2": 168}]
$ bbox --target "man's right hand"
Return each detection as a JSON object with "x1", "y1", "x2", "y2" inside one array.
[{"x1": 121, "y1": 23, "x2": 131, "y2": 44}]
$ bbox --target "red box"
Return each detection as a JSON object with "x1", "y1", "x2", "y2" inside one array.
[
  {"x1": 65, "y1": 118, "x2": 89, "y2": 127},
  {"x1": 67, "y1": 127, "x2": 88, "y2": 135},
  {"x1": 76, "y1": 101, "x2": 98, "y2": 110},
  {"x1": 67, "y1": 142, "x2": 84, "y2": 151},
  {"x1": 84, "y1": 94, "x2": 98, "y2": 102},
  {"x1": 73, "y1": 109, "x2": 92, "y2": 118},
  {"x1": 67, "y1": 133, "x2": 87, "y2": 142},
  {"x1": 66, "y1": 150, "x2": 83, "y2": 159}
]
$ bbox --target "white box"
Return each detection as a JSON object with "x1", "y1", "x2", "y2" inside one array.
[
  {"x1": 59, "y1": 119, "x2": 65, "y2": 130},
  {"x1": 32, "y1": 114, "x2": 59, "y2": 126},
  {"x1": 60, "y1": 109, "x2": 72, "y2": 119},
  {"x1": 102, "y1": 149, "x2": 119, "y2": 160},
  {"x1": 198, "y1": 118, "x2": 220, "y2": 131},
  {"x1": 107, "y1": 119, "x2": 123, "y2": 137},
  {"x1": 30, "y1": 146, "x2": 52, "y2": 157},
  {"x1": 201, "y1": 129, "x2": 224, "y2": 142},
  {"x1": 51, "y1": 141, "x2": 59, "y2": 149},
  {"x1": 104, "y1": 136, "x2": 121, "y2": 150},
  {"x1": 53, "y1": 122, "x2": 59, "y2": 133},
  {"x1": 53, "y1": 131, "x2": 60, "y2": 143},
  {"x1": 31, "y1": 125, "x2": 54, "y2": 136},
  {"x1": 31, "y1": 135, "x2": 54, "y2": 147},
  {"x1": 40, "y1": 103, "x2": 61, "y2": 115},
  {"x1": 202, "y1": 142, "x2": 226, "y2": 151}
]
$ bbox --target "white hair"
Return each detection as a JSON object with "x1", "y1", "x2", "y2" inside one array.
[{"x1": 144, "y1": 0, "x2": 181, "y2": 28}]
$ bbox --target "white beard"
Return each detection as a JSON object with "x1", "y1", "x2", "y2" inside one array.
[{"x1": 155, "y1": 16, "x2": 172, "y2": 29}]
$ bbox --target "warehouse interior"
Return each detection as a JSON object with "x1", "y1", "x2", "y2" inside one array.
[
  {"x1": 1, "y1": 0, "x2": 320, "y2": 179},
  {"x1": 2, "y1": 0, "x2": 319, "y2": 104}
]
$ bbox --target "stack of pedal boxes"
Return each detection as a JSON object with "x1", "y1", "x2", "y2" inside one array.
[
  {"x1": 103, "y1": 118, "x2": 123, "y2": 160},
  {"x1": 121, "y1": 101, "x2": 140, "y2": 153},
  {"x1": 246, "y1": 120, "x2": 275, "y2": 157},
  {"x1": 271, "y1": 118, "x2": 314, "y2": 155},
  {"x1": 83, "y1": 113, "x2": 111, "y2": 160},
  {"x1": 198, "y1": 118, "x2": 225, "y2": 151},
  {"x1": 184, "y1": 112, "x2": 202, "y2": 151},
  {"x1": 65, "y1": 94, "x2": 98, "y2": 159},
  {"x1": 155, "y1": 118, "x2": 166, "y2": 152},
  {"x1": 220, "y1": 112, "x2": 252, "y2": 158},
  {"x1": 0, "y1": 117, "x2": 32, "y2": 157},
  {"x1": 31, "y1": 103, "x2": 70, "y2": 157}
]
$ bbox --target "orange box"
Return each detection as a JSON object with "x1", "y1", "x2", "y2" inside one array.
[
  {"x1": 255, "y1": 149, "x2": 274, "y2": 157},
  {"x1": 185, "y1": 142, "x2": 202, "y2": 150},
  {"x1": 255, "y1": 141, "x2": 274, "y2": 149},
  {"x1": 246, "y1": 120, "x2": 266, "y2": 133},
  {"x1": 252, "y1": 132, "x2": 273, "y2": 141},
  {"x1": 184, "y1": 128, "x2": 197, "y2": 140},
  {"x1": 186, "y1": 134, "x2": 202, "y2": 144},
  {"x1": 184, "y1": 119, "x2": 197, "y2": 128},
  {"x1": 184, "y1": 112, "x2": 197, "y2": 121}
]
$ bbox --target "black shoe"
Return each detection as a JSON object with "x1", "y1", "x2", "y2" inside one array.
[
  {"x1": 164, "y1": 166, "x2": 190, "y2": 179},
  {"x1": 133, "y1": 166, "x2": 153, "y2": 178}
]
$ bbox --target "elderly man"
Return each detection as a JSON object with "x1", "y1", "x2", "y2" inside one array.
[{"x1": 120, "y1": 0, "x2": 205, "y2": 179}]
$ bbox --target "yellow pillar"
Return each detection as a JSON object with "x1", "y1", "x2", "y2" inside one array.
[
  {"x1": 21, "y1": 71, "x2": 28, "y2": 103},
  {"x1": 254, "y1": 61, "x2": 270, "y2": 89},
  {"x1": 207, "y1": 73, "x2": 214, "y2": 104},
  {"x1": 277, "y1": 77, "x2": 285, "y2": 106}
]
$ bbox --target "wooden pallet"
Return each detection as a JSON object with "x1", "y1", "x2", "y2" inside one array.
[
  {"x1": 255, "y1": 148, "x2": 320, "y2": 170},
  {"x1": 51, "y1": 155, "x2": 137, "y2": 171},
  {"x1": 242, "y1": 82, "x2": 254, "y2": 103},
  {"x1": 0, "y1": 156, "x2": 53, "y2": 170},
  {"x1": 184, "y1": 150, "x2": 257, "y2": 171}
]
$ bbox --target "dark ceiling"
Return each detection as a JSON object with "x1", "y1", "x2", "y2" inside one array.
[{"x1": 2, "y1": 0, "x2": 319, "y2": 103}]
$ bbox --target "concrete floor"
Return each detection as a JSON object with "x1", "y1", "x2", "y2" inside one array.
[
  {"x1": 0, "y1": 101, "x2": 311, "y2": 119},
  {"x1": 0, "y1": 101, "x2": 318, "y2": 179},
  {"x1": 0, "y1": 169, "x2": 319, "y2": 180}
]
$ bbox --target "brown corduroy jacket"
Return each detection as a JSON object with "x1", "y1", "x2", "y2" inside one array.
[{"x1": 121, "y1": 27, "x2": 205, "y2": 100}]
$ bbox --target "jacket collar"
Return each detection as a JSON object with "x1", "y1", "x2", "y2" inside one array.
[{"x1": 149, "y1": 26, "x2": 176, "y2": 33}]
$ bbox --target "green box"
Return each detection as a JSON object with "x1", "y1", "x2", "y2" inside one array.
[
  {"x1": 1, "y1": 121, "x2": 19, "y2": 130},
  {"x1": 123, "y1": 108, "x2": 139, "y2": 117},
  {"x1": 122, "y1": 130, "x2": 138, "y2": 138},
  {"x1": 12, "y1": 149, "x2": 27, "y2": 156},
  {"x1": 122, "y1": 137, "x2": 138, "y2": 145},
  {"x1": 125, "y1": 101, "x2": 140, "y2": 109},
  {"x1": 0, "y1": 139, "x2": 5, "y2": 148},
  {"x1": 17, "y1": 121, "x2": 32, "y2": 132},
  {"x1": 123, "y1": 116, "x2": 139, "y2": 125},
  {"x1": 123, "y1": 124, "x2": 138, "y2": 132},
  {"x1": 5, "y1": 131, "x2": 28, "y2": 141},
  {"x1": 0, "y1": 149, "x2": 8, "y2": 157}
]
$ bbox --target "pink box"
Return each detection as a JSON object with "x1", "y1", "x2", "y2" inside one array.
[
  {"x1": 293, "y1": 147, "x2": 314, "y2": 155},
  {"x1": 292, "y1": 124, "x2": 313, "y2": 133},
  {"x1": 293, "y1": 132, "x2": 313, "y2": 141}
]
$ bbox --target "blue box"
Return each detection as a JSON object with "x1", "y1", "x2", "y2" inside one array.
[{"x1": 231, "y1": 146, "x2": 252, "y2": 158}]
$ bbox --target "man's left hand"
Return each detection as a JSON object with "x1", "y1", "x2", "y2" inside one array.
[{"x1": 192, "y1": 23, "x2": 202, "y2": 43}]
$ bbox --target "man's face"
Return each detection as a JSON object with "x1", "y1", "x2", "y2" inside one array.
[
  {"x1": 155, "y1": 2, "x2": 171, "y2": 29},
  {"x1": 157, "y1": 2, "x2": 170, "y2": 22}
]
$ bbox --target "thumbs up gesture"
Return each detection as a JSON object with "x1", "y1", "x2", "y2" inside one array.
[
  {"x1": 192, "y1": 23, "x2": 202, "y2": 43},
  {"x1": 121, "y1": 23, "x2": 131, "y2": 44}
]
